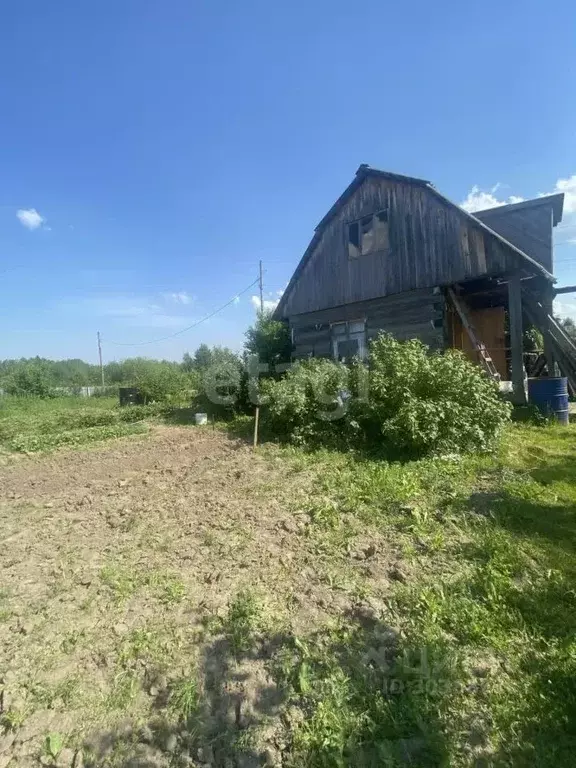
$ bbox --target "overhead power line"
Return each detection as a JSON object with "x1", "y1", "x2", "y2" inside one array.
[{"x1": 106, "y1": 276, "x2": 260, "y2": 347}]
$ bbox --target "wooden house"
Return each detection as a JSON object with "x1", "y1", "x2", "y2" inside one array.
[{"x1": 273, "y1": 165, "x2": 568, "y2": 402}]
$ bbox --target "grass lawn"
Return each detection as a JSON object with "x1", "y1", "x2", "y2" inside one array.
[{"x1": 0, "y1": 397, "x2": 575, "y2": 767}]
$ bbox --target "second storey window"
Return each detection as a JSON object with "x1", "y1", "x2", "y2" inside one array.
[{"x1": 347, "y1": 210, "x2": 389, "y2": 258}]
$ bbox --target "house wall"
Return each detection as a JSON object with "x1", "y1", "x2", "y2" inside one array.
[
  {"x1": 290, "y1": 288, "x2": 444, "y2": 359},
  {"x1": 474, "y1": 205, "x2": 553, "y2": 273},
  {"x1": 279, "y1": 176, "x2": 523, "y2": 318}
]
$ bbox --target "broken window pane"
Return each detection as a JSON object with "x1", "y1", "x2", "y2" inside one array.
[
  {"x1": 348, "y1": 221, "x2": 360, "y2": 258},
  {"x1": 374, "y1": 210, "x2": 389, "y2": 252},
  {"x1": 360, "y1": 215, "x2": 374, "y2": 254}
]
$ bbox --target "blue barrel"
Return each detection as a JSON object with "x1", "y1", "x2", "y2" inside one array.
[{"x1": 528, "y1": 377, "x2": 570, "y2": 425}]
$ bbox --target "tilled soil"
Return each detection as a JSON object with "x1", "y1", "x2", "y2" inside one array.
[{"x1": 0, "y1": 427, "x2": 394, "y2": 767}]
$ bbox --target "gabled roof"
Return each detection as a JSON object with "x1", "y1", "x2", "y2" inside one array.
[
  {"x1": 314, "y1": 164, "x2": 431, "y2": 232},
  {"x1": 274, "y1": 165, "x2": 556, "y2": 319},
  {"x1": 474, "y1": 193, "x2": 564, "y2": 227}
]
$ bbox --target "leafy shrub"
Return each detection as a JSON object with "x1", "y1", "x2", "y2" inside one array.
[
  {"x1": 4, "y1": 363, "x2": 54, "y2": 398},
  {"x1": 262, "y1": 334, "x2": 511, "y2": 457},
  {"x1": 244, "y1": 311, "x2": 292, "y2": 372},
  {"x1": 262, "y1": 358, "x2": 362, "y2": 448},
  {"x1": 193, "y1": 350, "x2": 251, "y2": 419},
  {"x1": 131, "y1": 360, "x2": 192, "y2": 403},
  {"x1": 362, "y1": 335, "x2": 511, "y2": 456}
]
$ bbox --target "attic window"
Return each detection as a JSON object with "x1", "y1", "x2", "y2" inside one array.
[{"x1": 347, "y1": 210, "x2": 389, "y2": 258}]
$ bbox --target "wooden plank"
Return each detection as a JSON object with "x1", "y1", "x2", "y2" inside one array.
[
  {"x1": 508, "y1": 274, "x2": 526, "y2": 404},
  {"x1": 281, "y1": 176, "x2": 537, "y2": 318}
]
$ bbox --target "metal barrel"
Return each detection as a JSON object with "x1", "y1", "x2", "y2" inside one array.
[{"x1": 528, "y1": 377, "x2": 570, "y2": 425}]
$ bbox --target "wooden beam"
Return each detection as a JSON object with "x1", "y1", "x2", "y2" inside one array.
[
  {"x1": 554, "y1": 285, "x2": 576, "y2": 296},
  {"x1": 542, "y1": 285, "x2": 558, "y2": 376},
  {"x1": 508, "y1": 274, "x2": 527, "y2": 404}
]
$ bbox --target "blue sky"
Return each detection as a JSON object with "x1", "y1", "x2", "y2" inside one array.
[{"x1": 1, "y1": 0, "x2": 576, "y2": 363}]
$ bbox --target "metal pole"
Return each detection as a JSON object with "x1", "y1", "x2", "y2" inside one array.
[
  {"x1": 259, "y1": 260, "x2": 264, "y2": 314},
  {"x1": 97, "y1": 331, "x2": 105, "y2": 387}
]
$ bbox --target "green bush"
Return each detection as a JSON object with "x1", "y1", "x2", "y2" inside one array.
[
  {"x1": 193, "y1": 350, "x2": 251, "y2": 420},
  {"x1": 244, "y1": 311, "x2": 292, "y2": 372},
  {"x1": 4, "y1": 363, "x2": 54, "y2": 398},
  {"x1": 131, "y1": 360, "x2": 191, "y2": 403},
  {"x1": 262, "y1": 358, "x2": 362, "y2": 448},
  {"x1": 362, "y1": 335, "x2": 511, "y2": 456},
  {"x1": 262, "y1": 334, "x2": 511, "y2": 457}
]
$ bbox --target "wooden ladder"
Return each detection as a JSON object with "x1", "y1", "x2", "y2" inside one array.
[{"x1": 447, "y1": 288, "x2": 501, "y2": 381}]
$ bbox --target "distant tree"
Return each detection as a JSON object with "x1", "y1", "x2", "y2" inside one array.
[
  {"x1": 181, "y1": 352, "x2": 194, "y2": 372},
  {"x1": 131, "y1": 359, "x2": 189, "y2": 403},
  {"x1": 193, "y1": 344, "x2": 213, "y2": 370},
  {"x1": 245, "y1": 311, "x2": 292, "y2": 372},
  {"x1": 4, "y1": 361, "x2": 54, "y2": 398},
  {"x1": 559, "y1": 316, "x2": 576, "y2": 341}
]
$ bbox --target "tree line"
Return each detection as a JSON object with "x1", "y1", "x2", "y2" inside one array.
[{"x1": 0, "y1": 313, "x2": 292, "y2": 399}]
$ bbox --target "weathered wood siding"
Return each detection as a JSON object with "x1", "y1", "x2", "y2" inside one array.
[
  {"x1": 279, "y1": 177, "x2": 523, "y2": 318},
  {"x1": 474, "y1": 204, "x2": 553, "y2": 273},
  {"x1": 291, "y1": 288, "x2": 444, "y2": 359}
]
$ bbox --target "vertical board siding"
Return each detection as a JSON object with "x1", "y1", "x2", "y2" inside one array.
[
  {"x1": 281, "y1": 178, "x2": 525, "y2": 318},
  {"x1": 475, "y1": 205, "x2": 553, "y2": 272},
  {"x1": 290, "y1": 289, "x2": 444, "y2": 359}
]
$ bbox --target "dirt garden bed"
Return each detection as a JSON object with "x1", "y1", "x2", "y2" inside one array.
[{"x1": 0, "y1": 426, "x2": 401, "y2": 768}]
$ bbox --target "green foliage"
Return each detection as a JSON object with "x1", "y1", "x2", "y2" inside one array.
[
  {"x1": 131, "y1": 359, "x2": 191, "y2": 403},
  {"x1": 192, "y1": 343, "x2": 213, "y2": 370},
  {"x1": 262, "y1": 334, "x2": 511, "y2": 457},
  {"x1": 524, "y1": 325, "x2": 544, "y2": 353},
  {"x1": 3, "y1": 361, "x2": 54, "y2": 398},
  {"x1": 222, "y1": 590, "x2": 266, "y2": 653},
  {"x1": 193, "y1": 347, "x2": 251, "y2": 419},
  {"x1": 7, "y1": 422, "x2": 147, "y2": 453},
  {"x1": 181, "y1": 351, "x2": 195, "y2": 372},
  {"x1": 558, "y1": 316, "x2": 576, "y2": 341},
  {"x1": 262, "y1": 358, "x2": 361, "y2": 448},
  {"x1": 244, "y1": 311, "x2": 292, "y2": 371},
  {"x1": 44, "y1": 733, "x2": 64, "y2": 761},
  {"x1": 361, "y1": 334, "x2": 512, "y2": 457},
  {"x1": 169, "y1": 676, "x2": 200, "y2": 721}
]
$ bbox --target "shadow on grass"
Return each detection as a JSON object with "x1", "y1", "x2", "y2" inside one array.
[{"x1": 81, "y1": 612, "x2": 453, "y2": 767}]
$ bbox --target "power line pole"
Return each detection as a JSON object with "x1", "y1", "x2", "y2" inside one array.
[
  {"x1": 97, "y1": 331, "x2": 105, "y2": 387},
  {"x1": 259, "y1": 259, "x2": 264, "y2": 314}
]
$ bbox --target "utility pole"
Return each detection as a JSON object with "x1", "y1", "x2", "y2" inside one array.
[
  {"x1": 259, "y1": 259, "x2": 264, "y2": 314},
  {"x1": 97, "y1": 331, "x2": 105, "y2": 387}
]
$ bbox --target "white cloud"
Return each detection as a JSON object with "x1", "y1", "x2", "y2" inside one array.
[
  {"x1": 460, "y1": 184, "x2": 524, "y2": 213},
  {"x1": 461, "y1": 175, "x2": 576, "y2": 247},
  {"x1": 16, "y1": 208, "x2": 45, "y2": 230},
  {"x1": 554, "y1": 298, "x2": 576, "y2": 320},
  {"x1": 233, "y1": 295, "x2": 240, "y2": 305},
  {"x1": 541, "y1": 174, "x2": 576, "y2": 215},
  {"x1": 250, "y1": 287, "x2": 284, "y2": 312},
  {"x1": 163, "y1": 291, "x2": 192, "y2": 305},
  {"x1": 251, "y1": 295, "x2": 280, "y2": 312}
]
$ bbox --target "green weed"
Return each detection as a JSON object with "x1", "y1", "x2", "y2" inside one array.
[
  {"x1": 223, "y1": 590, "x2": 266, "y2": 653},
  {"x1": 168, "y1": 676, "x2": 200, "y2": 721}
]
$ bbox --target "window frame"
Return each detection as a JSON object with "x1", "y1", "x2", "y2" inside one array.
[
  {"x1": 331, "y1": 318, "x2": 367, "y2": 361},
  {"x1": 346, "y1": 209, "x2": 389, "y2": 259}
]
